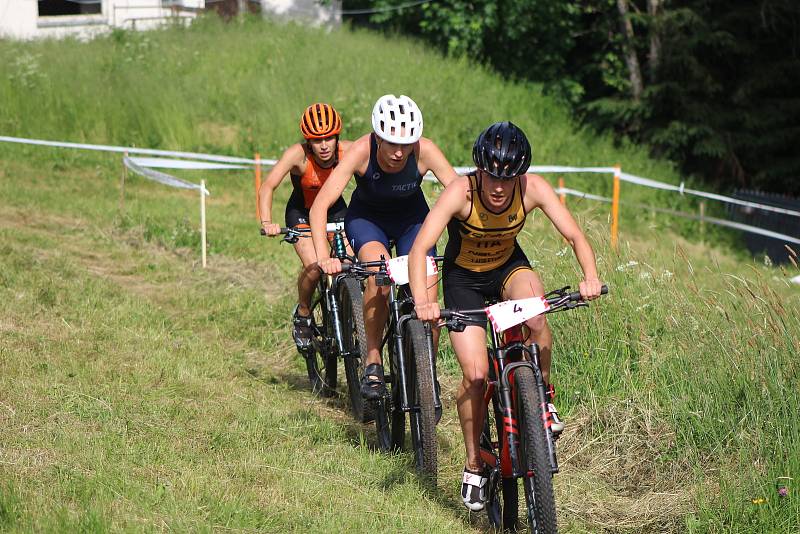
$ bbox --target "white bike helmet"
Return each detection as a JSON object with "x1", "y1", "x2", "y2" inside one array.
[{"x1": 371, "y1": 94, "x2": 423, "y2": 144}]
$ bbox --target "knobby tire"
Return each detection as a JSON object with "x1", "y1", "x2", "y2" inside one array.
[
  {"x1": 407, "y1": 320, "x2": 437, "y2": 480},
  {"x1": 515, "y1": 366, "x2": 557, "y2": 534},
  {"x1": 338, "y1": 277, "x2": 371, "y2": 423},
  {"x1": 306, "y1": 290, "x2": 337, "y2": 397}
]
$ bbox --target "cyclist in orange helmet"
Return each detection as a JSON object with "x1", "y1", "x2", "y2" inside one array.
[{"x1": 259, "y1": 103, "x2": 352, "y2": 350}]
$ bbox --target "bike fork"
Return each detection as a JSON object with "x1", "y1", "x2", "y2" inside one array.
[
  {"x1": 327, "y1": 278, "x2": 346, "y2": 358},
  {"x1": 529, "y1": 344, "x2": 559, "y2": 474}
]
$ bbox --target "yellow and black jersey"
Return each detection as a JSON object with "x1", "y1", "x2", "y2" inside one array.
[{"x1": 444, "y1": 173, "x2": 526, "y2": 272}]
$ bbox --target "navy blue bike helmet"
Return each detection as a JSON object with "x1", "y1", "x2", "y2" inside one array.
[{"x1": 472, "y1": 121, "x2": 532, "y2": 180}]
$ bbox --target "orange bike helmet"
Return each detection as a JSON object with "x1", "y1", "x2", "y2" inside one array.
[{"x1": 300, "y1": 103, "x2": 342, "y2": 139}]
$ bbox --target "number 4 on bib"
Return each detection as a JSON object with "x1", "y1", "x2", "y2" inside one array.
[{"x1": 485, "y1": 297, "x2": 550, "y2": 332}]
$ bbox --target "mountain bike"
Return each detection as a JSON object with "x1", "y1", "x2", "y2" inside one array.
[
  {"x1": 261, "y1": 223, "x2": 367, "y2": 422},
  {"x1": 437, "y1": 284, "x2": 608, "y2": 533},
  {"x1": 341, "y1": 256, "x2": 443, "y2": 479}
]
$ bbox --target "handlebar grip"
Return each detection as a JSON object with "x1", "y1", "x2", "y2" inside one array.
[
  {"x1": 439, "y1": 310, "x2": 453, "y2": 319},
  {"x1": 568, "y1": 284, "x2": 609, "y2": 301},
  {"x1": 340, "y1": 263, "x2": 351, "y2": 273},
  {"x1": 259, "y1": 226, "x2": 293, "y2": 236}
]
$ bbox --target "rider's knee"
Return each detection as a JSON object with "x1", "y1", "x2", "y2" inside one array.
[
  {"x1": 526, "y1": 315, "x2": 548, "y2": 335},
  {"x1": 462, "y1": 372, "x2": 487, "y2": 394}
]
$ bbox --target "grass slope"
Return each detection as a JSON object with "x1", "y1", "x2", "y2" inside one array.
[{"x1": 1, "y1": 15, "x2": 798, "y2": 533}]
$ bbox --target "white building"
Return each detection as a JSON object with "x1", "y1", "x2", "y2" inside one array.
[
  {"x1": 259, "y1": 0, "x2": 341, "y2": 26},
  {"x1": 0, "y1": 0, "x2": 204, "y2": 40}
]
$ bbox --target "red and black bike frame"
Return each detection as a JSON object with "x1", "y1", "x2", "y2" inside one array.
[{"x1": 482, "y1": 324, "x2": 559, "y2": 481}]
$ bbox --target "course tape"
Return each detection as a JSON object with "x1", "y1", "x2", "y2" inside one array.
[
  {"x1": 124, "y1": 157, "x2": 210, "y2": 196},
  {"x1": 555, "y1": 187, "x2": 800, "y2": 245},
  {"x1": 618, "y1": 171, "x2": 800, "y2": 218},
  {"x1": 3, "y1": 134, "x2": 798, "y2": 217},
  {"x1": 0, "y1": 135, "x2": 276, "y2": 166},
  {"x1": 129, "y1": 157, "x2": 248, "y2": 170}
]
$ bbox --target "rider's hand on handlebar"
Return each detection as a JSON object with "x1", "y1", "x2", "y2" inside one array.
[
  {"x1": 318, "y1": 257, "x2": 343, "y2": 275},
  {"x1": 414, "y1": 301, "x2": 441, "y2": 323},
  {"x1": 261, "y1": 222, "x2": 281, "y2": 236},
  {"x1": 579, "y1": 277, "x2": 604, "y2": 301}
]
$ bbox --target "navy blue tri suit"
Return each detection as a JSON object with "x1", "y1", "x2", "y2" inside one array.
[{"x1": 345, "y1": 133, "x2": 436, "y2": 257}]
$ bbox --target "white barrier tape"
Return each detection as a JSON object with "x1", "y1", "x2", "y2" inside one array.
[
  {"x1": 556, "y1": 186, "x2": 800, "y2": 245},
  {"x1": 0, "y1": 135, "x2": 277, "y2": 166},
  {"x1": 124, "y1": 156, "x2": 210, "y2": 196},
  {"x1": 129, "y1": 157, "x2": 249, "y2": 170},
  {"x1": 556, "y1": 187, "x2": 612, "y2": 203},
  {"x1": 4, "y1": 134, "x2": 797, "y2": 218},
  {"x1": 619, "y1": 171, "x2": 800, "y2": 218}
]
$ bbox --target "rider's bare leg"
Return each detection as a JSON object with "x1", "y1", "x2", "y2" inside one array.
[
  {"x1": 293, "y1": 237, "x2": 320, "y2": 316},
  {"x1": 502, "y1": 269, "x2": 553, "y2": 383},
  {"x1": 358, "y1": 241, "x2": 391, "y2": 367},
  {"x1": 450, "y1": 325, "x2": 489, "y2": 472}
]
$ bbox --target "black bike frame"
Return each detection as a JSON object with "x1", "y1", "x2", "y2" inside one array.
[{"x1": 376, "y1": 265, "x2": 442, "y2": 416}]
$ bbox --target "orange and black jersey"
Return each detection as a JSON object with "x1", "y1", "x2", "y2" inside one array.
[
  {"x1": 290, "y1": 144, "x2": 343, "y2": 209},
  {"x1": 443, "y1": 173, "x2": 526, "y2": 272}
]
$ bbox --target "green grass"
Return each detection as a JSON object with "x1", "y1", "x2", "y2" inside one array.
[{"x1": 1, "y1": 14, "x2": 798, "y2": 533}]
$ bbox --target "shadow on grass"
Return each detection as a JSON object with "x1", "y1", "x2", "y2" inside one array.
[{"x1": 251, "y1": 361, "x2": 491, "y2": 532}]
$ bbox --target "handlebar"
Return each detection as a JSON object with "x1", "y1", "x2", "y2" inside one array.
[
  {"x1": 338, "y1": 255, "x2": 445, "y2": 276},
  {"x1": 417, "y1": 284, "x2": 609, "y2": 326},
  {"x1": 259, "y1": 221, "x2": 345, "y2": 237}
]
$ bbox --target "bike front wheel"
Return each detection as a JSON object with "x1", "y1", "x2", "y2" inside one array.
[
  {"x1": 406, "y1": 319, "x2": 438, "y2": 480},
  {"x1": 338, "y1": 277, "x2": 371, "y2": 423},
  {"x1": 515, "y1": 366, "x2": 557, "y2": 534},
  {"x1": 305, "y1": 290, "x2": 337, "y2": 397}
]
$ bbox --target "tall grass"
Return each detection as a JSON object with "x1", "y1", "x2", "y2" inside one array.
[{"x1": 1, "y1": 14, "x2": 798, "y2": 532}]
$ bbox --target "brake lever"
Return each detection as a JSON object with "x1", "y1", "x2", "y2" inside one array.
[{"x1": 544, "y1": 286, "x2": 571, "y2": 300}]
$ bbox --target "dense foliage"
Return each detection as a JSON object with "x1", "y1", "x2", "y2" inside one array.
[{"x1": 344, "y1": 0, "x2": 800, "y2": 195}]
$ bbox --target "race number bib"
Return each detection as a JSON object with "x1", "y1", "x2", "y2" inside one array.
[
  {"x1": 385, "y1": 255, "x2": 438, "y2": 285},
  {"x1": 485, "y1": 297, "x2": 550, "y2": 332}
]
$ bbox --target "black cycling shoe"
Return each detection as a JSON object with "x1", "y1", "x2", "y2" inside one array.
[
  {"x1": 292, "y1": 304, "x2": 313, "y2": 351},
  {"x1": 360, "y1": 363, "x2": 386, "y2": 400},
  {"x1": 461, "y1": 465, "x2": 489, "y2": 511}
]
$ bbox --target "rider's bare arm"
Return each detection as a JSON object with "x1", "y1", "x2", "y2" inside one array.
[
  {"x1": 409, "y1": 176, "x2": 472, "y2": 321},
  {"x1": 523, "y1": 173, "x2": 603, "y2": 299},
  {"x1": 418, "y1": 138, "x2": 460, "y2": 188},
  {"x1": 258, "y1": 143, "x2": 305, "y2": 235},
  {"x1": 309, "y1": 134, "x2": 370, "y2": 268}
]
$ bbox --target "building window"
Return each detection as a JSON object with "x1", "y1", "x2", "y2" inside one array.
[{"x1": 38, "y1": 0, "x2": 102, "y2": 16}]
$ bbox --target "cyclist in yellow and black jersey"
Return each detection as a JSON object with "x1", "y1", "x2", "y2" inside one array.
[{"x1": 408, "y1": 122, "x2": 604, "y2": 511}]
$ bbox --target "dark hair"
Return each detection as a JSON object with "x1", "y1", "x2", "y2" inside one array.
[{"x1": 472, "y1": 121, "x2": 532, "y2": 180}]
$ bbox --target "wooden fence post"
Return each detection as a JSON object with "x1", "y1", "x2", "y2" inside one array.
[
  {"x1": 700, "y1": 201, "x2": 706, "y2": 244},
  {"x1": 200, "y1": 179, "x2": 207, "y2": 268},
  {"x1": 254, "y1": 153, "x2": 262, "y2": 221},
  {"x1": 120, "y1": 151, "x2": 128, "y2": 213},
  {"x1": 611, "y1": 164, "x2": 621, "y2": 250}
]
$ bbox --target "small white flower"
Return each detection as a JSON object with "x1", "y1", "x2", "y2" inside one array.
[{"x1": 556, "y1": 247, "x2": 569, "y2": 257}]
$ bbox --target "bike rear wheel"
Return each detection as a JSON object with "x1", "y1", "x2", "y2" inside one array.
[
  {"x1": 338, "y1": 277, "x2": 371, "y2": 423},
  {"x1": 305, "y1": 290, "x2": 337, "y2": 397},
  {"x1": 406, "y1": 320, "x2": 438, "y2": 480},
  {"x1": 515, "y1": 366, "x2": 557, "y2": 534}
]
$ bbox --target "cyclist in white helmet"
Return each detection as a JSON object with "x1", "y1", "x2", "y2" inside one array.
[{"x1": 310, "y1": 94, "x2": 459, "y2": 400}]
